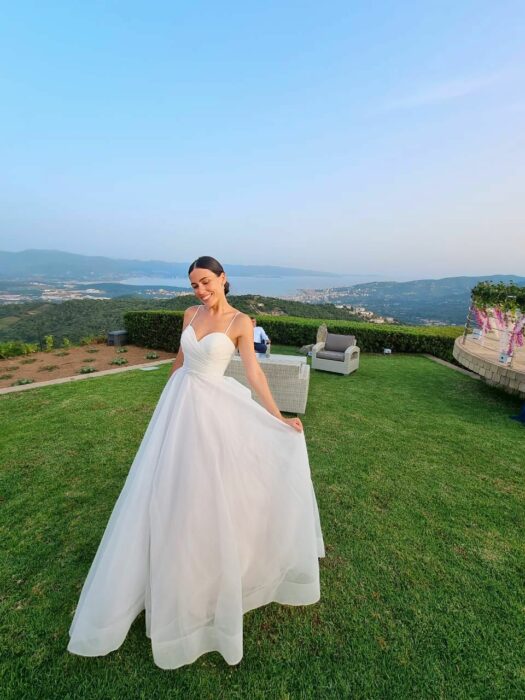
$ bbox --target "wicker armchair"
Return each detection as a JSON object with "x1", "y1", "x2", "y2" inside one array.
[
  {"x1": 225, "y1": 354, "x2": 310, "y2": 413},
  {"x1": 311, "y1": 332, "x2": 360, "y2": 375}
]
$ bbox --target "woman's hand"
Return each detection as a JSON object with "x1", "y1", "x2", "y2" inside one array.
[{"x1": 281, "y1": 416, "x2": 303, "y2": 432}]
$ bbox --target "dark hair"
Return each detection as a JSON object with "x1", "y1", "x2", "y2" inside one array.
[{"x1": 188, "y1": 256, "x2": 230, "y2": 295}]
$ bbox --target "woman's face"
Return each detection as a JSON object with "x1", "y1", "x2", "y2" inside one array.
[{"x1": 189, "y1": 267, "x2": 225, "y2": 306}]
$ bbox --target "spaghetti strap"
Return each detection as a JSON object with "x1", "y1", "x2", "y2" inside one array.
[
  {"x1": 225, "y1": 311, "x2": 240, "y2": 334},
  {"x1": 188, "y1": 306, "x2": 201, "y2": 327}
]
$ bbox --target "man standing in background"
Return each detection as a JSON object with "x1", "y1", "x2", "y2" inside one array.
[{"x1": 251, "y1": 317, "x2": 270, "y2": 357}]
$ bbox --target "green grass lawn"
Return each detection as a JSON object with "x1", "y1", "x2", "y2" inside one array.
[{"x1": 1, "y1": 351, "x2": 524, "y2": 699}]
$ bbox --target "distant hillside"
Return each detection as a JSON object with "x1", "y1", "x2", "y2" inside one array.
[
  {"x1": 0, "y1": 249, "x2": 331, "y2": 282},
  {"x1": 0, "y1": 295, "x2": 362, "y2": 345},
  {"x1": 325, "y1": 275, "x2": 525, "y2": 325}
]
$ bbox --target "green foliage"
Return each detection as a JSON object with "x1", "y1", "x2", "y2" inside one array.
[
  {"x1": 0, "y1": 373, "x2": 13, "y2": 380},
  {"x1": 54, "y1": 351, "x2": 70, "y2": 357},
  {"x1": 145, "y1": 352, "x2": 159, "y2": 359},
  {"x1": 471, "y1": 280, "x2": 525, "y2": 312},
  {"x1": 78, "y1": 366, "x2": 97, "y2": 374},
  {"x1": 124, "y1": 310, "x2": 183, "y2": 352},
  {"x1": 20, "y1": 357, "x2": 37, "y2": 364},
  {"x1": 116, "y1": 346, "x2": 128, "y2": 353},
  {"x1": 0, "y1": 294, "x2": 362, "y2": 345},
  {"x1": 81, "y1": 358, "x2": 96, "y2": 363},
  {"x1": 85, "y1": 348, "x2": 99, "y2": 353},
  {"x1": 62, "y1": 337, "x2": 71, "y2": 348},
  {"x1": 43, "y1": 335, "x2": 54, "y2": 351},
  {"x1": 110, "y1": 357, "x2": 128, "y2": 366},
  {"x1": 124, "y1": 311, "x2": 463, "y2": 363},
  {"x1": 11, "y1": 377, "x2": 34, "y2": 385},
  {"x1": 0, "y1": 340, "x2": 38, "y2": 359},
  {"x1": 80, "y1": 334, "x2": 107, "y2": 346},
  {"x1": 38, "y1": 365, "x2": 59, "y2": 372}
]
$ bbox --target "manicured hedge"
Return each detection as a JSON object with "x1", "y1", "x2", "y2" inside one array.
[
  {"x1": 124, "y1": 310, "x2": 463, "y2": 363},
  {"x1": 124, "y1": 310, "x2": 183, "y2": 353}
]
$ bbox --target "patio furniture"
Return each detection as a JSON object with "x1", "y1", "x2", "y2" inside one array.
[
  {"x1": 107, "y1": 330, "x2": 128, "y2": 346},
  {"x1": 225, "y1": 353, "x2": 310, "y2": 414},
  {"x1": 311, "y1": 332, "x2": 360, "y2": 375}
]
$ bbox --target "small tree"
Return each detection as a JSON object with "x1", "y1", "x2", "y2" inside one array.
[{"x1": 44, "y1": 335, "x2": 54, "y2": 352}]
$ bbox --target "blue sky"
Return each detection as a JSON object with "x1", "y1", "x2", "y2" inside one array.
[{"x1": 1, "y1": 1, "x2": 524, "y2": 279}]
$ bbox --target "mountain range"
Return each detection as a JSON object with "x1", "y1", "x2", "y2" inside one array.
[
  {"x1": 0, "y1": 249, "x2": 332, "y2": 281},
  {"x1": 0, "y1": 249, "x2": 523, "y2": 326},
  {"x1": 325, "y1": 275, "x2": 525, "y2": 325}
]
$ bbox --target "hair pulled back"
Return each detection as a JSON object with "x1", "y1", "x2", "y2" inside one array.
[{"x1": 188, "y1": 256, "x2": 230, "y2": 295}]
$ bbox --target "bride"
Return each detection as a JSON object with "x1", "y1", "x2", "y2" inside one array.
[{"x1": 67, "y1": 255, "x2": 325, "y2": 669}]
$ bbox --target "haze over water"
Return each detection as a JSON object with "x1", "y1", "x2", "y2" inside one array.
[{"x1": 119, "y1": 273, "x2": 384, "y2": 297}]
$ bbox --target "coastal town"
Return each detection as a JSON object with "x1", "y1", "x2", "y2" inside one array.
[
  {"x1": 0, "y1": 280, "x2": 395, "y2": 321},
  {"x1": 0, "y1": 281, "x2": 191, "y2": 304},
  {"x1": 291, "y1": 287, "x2": 396, "y2": 324}
]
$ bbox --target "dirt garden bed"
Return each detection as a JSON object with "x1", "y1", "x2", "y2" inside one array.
[{"x1": 0, "y1": 344, "x2": 175, "y2": 389}]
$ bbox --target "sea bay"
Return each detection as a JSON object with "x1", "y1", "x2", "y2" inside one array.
[{"x1": 118, "y1": 273, "x2": 383, "y2": 297}]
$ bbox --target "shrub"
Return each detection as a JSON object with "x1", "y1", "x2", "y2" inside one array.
[
  {"x1": 0, "y1": 341, "x2": 38, "y2": 359},
  {"x1": 78, "y1": 367, "x2": 97, "y2": 374},
  {"x1": 116, "y1": 347, "x2": 128, "y2": 353},
  {"x1": 54, "y1": 351, "x2": 70, "y2": 357},
  {"x1": 124, "y1": 311, "x2": 463, "y2": 363},
  {"x1": 80, "y1": 335, "x2": 106, "y2": 346},
  {"x1": 11, "y1": 378, "x2": 34, "y2": 386},
  {"x1": 145, "y1": 352, "x2": 159, "y2": 359},
  {"x1": 472, "y1": 280, "x2": 525, "y2": 312},
  {"x1": 62, "y1": 337, "x2": 71, "y2": 348},
  {"x1": 85, "y1": 348, "x2": 100, "y2": 354},
  {"x1": 38, "y1": 365, "x2": 59, "y2": 372},
  {"x1": 20, "y1": 357, "x2": 38, "y2": 364},
  {"x1": 81, "y1": 358, "x2": 96, "y2": 363},
  {"x1": 44, "y1": 335, "x2": 54, "y2": 352},
  {"x1": 110, "y1": 357, "x2": 128, "y2": 366},
  {"x1": 0, "y1": 374, "x2": 13, "y2": 380}
]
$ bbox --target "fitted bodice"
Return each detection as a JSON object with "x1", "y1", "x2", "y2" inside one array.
[{"x1": 180, "y1": 325, "x2": 237, "y2": 377}]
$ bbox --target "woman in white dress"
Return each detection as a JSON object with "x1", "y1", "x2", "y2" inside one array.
[{"x1": 67, "y1": 255, "x2": 325, "y2": 669}]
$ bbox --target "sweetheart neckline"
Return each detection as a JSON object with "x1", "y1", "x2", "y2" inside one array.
[{"x1": 184, "y1": 324, "x2": 236, "y2": 349}]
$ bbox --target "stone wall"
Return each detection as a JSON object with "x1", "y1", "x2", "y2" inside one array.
[{"x1": 453, "y1": 337, "x2": 525, "y2": 398}]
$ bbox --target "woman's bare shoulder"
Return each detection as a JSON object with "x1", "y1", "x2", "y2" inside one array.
[
  {"x1": 183, "y1": 305, "x2": 200, "y2": 317},
  {"x1": 181, "y1": 306, "x2": 199, "y2": 326},
  {"x1": 229, "y1": 307, "x2": 246, "y2": 318},
  {"x1": 231, "y1": 311, "x2": 251, "y2": 329}
]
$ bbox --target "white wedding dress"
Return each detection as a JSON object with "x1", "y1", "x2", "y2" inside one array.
[{"x1": 67, "y1": 307, "x2": 325, "y2": 669}]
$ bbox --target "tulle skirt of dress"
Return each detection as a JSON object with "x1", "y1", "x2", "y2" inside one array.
[{"x1": 67, "y1": 367, "x2": 325, "y2": 669}]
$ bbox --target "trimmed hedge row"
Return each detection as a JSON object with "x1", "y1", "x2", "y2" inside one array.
[
  {"x1": 124, "y1": 310, "x2": 463, "y2": 363},
  {"x1": 124, "y1": 310, "x2": 183, "y2": 353}
]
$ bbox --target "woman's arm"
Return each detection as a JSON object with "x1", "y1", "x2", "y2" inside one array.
[
  {"x1": 236, "y1": 315, "x2": 303, "y2": 432},
  {"x1": 168, "y1": 306, "x2": 195, "y2": 377}
]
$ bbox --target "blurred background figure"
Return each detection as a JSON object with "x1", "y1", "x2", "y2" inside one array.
[{"x1": 251, "y1": 316, "x2": 271, "y2": 358}]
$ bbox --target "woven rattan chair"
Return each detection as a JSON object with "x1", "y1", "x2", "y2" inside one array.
[
  {"x1": 311, "y1": 332, "x2": 360, "y2": 375},
  {"x1": 225, "y1": 354, "x2": 310, "y2": 413}
]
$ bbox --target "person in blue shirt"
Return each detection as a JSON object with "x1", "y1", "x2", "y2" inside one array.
[{"x1": 251, "y1": 316, "x2": 270, "y2": 357}]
